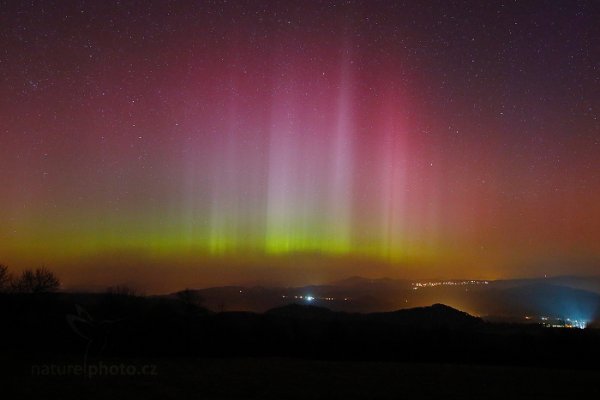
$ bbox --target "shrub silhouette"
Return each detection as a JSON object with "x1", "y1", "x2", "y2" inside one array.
[{"x1": 13, "y1": 267, "x2": 60, "y2": 293}]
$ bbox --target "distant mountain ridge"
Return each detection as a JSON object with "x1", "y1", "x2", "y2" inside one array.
[
  {"x1": 169, "y1": 275, "x2": 600, "y2": 324},
  {"x1": 266, "y1": 303, "x2": 482, "y2": 330}
]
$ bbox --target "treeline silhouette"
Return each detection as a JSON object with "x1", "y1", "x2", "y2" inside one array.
[{"x1": 0, "y1": 264, "x2": 60, "y2": 293}]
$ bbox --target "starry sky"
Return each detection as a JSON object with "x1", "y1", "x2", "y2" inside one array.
[{"x1": 1, "y1": 1, "x2": 599, "y2": 291}]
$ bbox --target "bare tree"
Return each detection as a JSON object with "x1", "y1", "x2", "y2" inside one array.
[
  {"x1": 14, "y1": 267, "x2": 60, "y2": 293},
  {"x1": 0, "y1": 264, "x2": 12, "y2": 292}
]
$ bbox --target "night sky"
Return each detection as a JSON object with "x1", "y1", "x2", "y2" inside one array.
[{"x1": 1, "y1": 1, "x2": 598, "y2": 291}]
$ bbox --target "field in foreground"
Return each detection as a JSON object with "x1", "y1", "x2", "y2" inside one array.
[
  {"x1": 2, "y1": 356, "x2": 600, "y2": 399},
  {"x1": 2, "y1": 293, "x2": 600, "y2": 398}
]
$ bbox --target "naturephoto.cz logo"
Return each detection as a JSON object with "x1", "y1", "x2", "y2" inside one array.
[
  {"x1": 31, "y1": 304, "x2": 158, "y2": 379},
  {"x1": 31, "y1": 362, "x2": 157, "y2": 378}
]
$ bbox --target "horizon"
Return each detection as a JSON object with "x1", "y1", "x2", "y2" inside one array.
[
  {"x1": 59, "y1": 272, "x2": 600, "y2": 295},
  {"x1": 3, "y1": 250, "x2": 599, "y2": 293}
]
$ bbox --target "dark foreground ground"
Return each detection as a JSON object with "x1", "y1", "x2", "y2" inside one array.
[
  {"x1": 2, "y1": 292, "x2": 600, "y2": 398},
  {"x1": 2, "y1": 356, "x2": 600, "y2": 399}
]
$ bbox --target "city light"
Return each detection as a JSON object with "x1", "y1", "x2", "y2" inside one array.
[
  {"x1": 412, "y1": 280, "x2": 489, "y2": 290},
  {"x1": 531, "y1": 316, "x2": 587, "y2": 329}
]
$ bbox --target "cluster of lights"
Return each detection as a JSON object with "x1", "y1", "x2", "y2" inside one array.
[
  {"x1": 412, "y1": 280, "x2": 489, "y2": 290},
  {"x1": 281, "y1": 295, "x2": 349, "y2": 302},
  {"x1": 564, "y1": 318, "x2": 587, "y2": 329},
  {"x1": 281, "y1": 295, "x2": 315, "y2": 301},
  {"x1": 527, "y1": 316, "x2": 586, "y2": 329}
]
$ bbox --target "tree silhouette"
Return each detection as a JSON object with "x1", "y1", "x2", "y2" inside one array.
[
  {"x1": 176, "y1": 288, "x2": 204, "y2": 307},
  {"x1": 0, "y1": 264, "x2": 11, "y2": 292},
  {"x1": 13, "y1": 267, "x2": 60, "y2": 293},
  {"x1": 105, "y1": 285, "x2": 139, "y2": 297}
]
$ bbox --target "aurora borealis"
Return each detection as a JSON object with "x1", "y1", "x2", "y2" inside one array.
[{"x1": 1, "y1": 1, "x2": 599, "y2": 291}]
